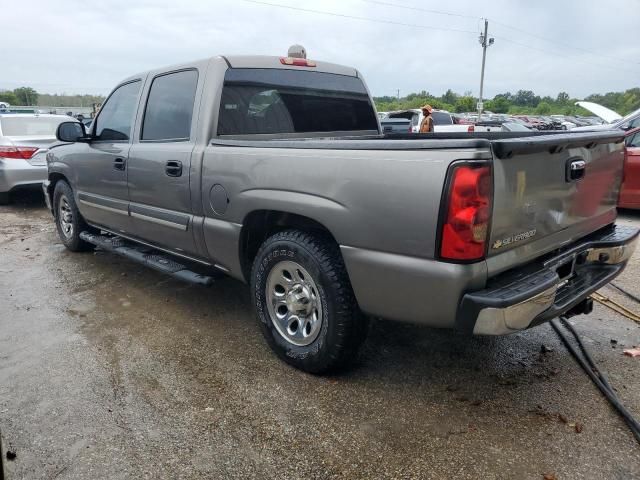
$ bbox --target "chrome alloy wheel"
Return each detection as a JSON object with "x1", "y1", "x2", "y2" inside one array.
[
  {"x1": 266, "y1": 260, "x2": 323, "y2": 346},
  {"x1": 58, "y1": 195, "x2": 74, "y2": 239}
]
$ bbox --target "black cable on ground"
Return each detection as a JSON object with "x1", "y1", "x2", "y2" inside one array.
[
  {"x1": 610, "y1": 282, "x2": 640, "y2": 305},
  {"x1": 550, "y1": 317, "x2": 640, "y2": 444},
  {"x1": 560, "y1": 318, "x2": 615, "y2": 393}
]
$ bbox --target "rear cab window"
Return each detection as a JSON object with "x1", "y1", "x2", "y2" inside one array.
[
  {"x1": 217, "y1": 68, "x2": 378, "y2": 136},
  {"x1": 141, "y1": 69, "x2": 199, "y2": 141}
]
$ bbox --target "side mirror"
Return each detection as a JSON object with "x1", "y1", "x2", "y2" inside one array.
[{"x1": 56, "y1": 121, "x2": 87, "y2": 142}]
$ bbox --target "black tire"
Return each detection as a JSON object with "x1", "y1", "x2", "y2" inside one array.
[
  {"x1": 53, "y1": 181, "x2": 94, "y2": 252},
  {"x1": 0, "y1": 192, "x2": 9, "y2": 205},
  {"x1": 251, "y1": 230, "x2": 368, "y2": 374}
]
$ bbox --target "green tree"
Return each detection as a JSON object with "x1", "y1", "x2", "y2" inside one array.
[
  {"x1": 535, "y1": 102, "x2": 552, "y2": 115},
  {"x1": 514, "y1": 90, "x2": 540, "y2": 107},
  {"x1": 454, "y1": 96, "x2": 475, "y2": 113},
  {"x1": 441, "y1": 89, "x2": 458, "y2": 105},
  {"x1": 487, "y1": 96, "x2": 510, "y2": 113},
  {"x1": 556, "y1": 91, "x2": 570, "y2": 105},
  {"x1": 13, "y1": 87, "x2": 39, "y2": 105},
  {"x1": 0, "y1": 91, "x2": 18, "y2": 105}
]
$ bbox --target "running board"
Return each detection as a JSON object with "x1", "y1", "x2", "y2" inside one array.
[{"x1": 79, "y1": 231, "x2": 216, "y2": 286}]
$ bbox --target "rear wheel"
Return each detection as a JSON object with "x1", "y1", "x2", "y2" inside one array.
[
  {"x1": 53, "y1": 181, "x2": 93, "y2": 252},
  {"x1": 251, "y1": 230, "x2": 368, "y2": 374}
]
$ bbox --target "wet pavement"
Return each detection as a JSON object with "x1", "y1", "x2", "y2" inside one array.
[{"x1": 2, "y1": 190, "x2": 640, "y2": 479}]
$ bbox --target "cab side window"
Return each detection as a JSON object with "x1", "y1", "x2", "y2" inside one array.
[
  {"x1": 141, "y1": 70, "x2": 198, "y2": 141},
  {"x1": 627, "y1": 133, "x2": 640, "y2": 148},
  {"x1": 94, "y1": 80, "x2": 141, "y2": 141}
]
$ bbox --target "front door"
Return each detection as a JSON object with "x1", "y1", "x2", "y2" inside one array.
[
  {"x1": 127, "y1": 69, "x2": 200, "y2": 257},
  {"x1": 74, "y1": 80, "x2": 143, "y2": 234}
]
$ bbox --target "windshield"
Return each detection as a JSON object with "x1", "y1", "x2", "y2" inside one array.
[
  {"x1": 0, "y1": 116, "x2": 70, "y2": 136},
  {"x1": 217, "y1": 69, "x2": 378, "y2": 135}
]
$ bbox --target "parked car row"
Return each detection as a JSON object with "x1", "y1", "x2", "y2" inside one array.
[{"x1": 380, "y1": 109, "x2": 475, "y2": 133}]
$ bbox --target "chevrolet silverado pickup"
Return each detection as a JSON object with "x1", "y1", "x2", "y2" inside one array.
[{"x1": 44, "y1": 51, "x2": 638, "y2": 373}]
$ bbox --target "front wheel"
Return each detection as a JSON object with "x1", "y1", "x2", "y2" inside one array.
[
  {"x1": 53, "y1": 181, "x2": 94, "y2": 252},
  {"x1": 251, "y1": 230, "x2": 368, "y2": 374},
  {"x1": 0, "y1": 192, "x2": 9, "y2": 205}
]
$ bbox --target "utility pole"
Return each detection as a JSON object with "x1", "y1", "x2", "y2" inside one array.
[
  {"x1": 397, "y1": 89, "x2": 400, "y2": 100},
  {"x1": 477, "y1": 19, "x2": 494, "y2": 118}
]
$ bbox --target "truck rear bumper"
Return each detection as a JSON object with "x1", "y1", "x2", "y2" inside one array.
[{"x1": 458, "y1": 225, "x2": 639, "y2": 335}]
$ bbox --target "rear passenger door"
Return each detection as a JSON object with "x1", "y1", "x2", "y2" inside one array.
[{"x1": 127, "y1": 69, "x2": 201, "y2": 257}]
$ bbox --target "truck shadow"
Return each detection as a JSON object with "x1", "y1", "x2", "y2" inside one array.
[{"x1": 75, "y1": 247, "x2": 567, "y2": 399}]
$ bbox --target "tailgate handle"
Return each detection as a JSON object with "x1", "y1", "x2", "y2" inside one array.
[{"x1": 566, "y1": 158, "x2": 586, "y2": 182}]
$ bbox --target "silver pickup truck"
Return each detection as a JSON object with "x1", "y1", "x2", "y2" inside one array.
[{"x1": 44, "y1": 52, "x2": 638, "y2": 373}]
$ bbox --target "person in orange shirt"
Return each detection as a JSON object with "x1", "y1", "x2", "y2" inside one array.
[{"x1": 419, "y1": 104, "x2": 434, "y2": 133}]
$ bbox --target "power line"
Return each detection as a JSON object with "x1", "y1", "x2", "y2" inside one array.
[
  {"x1": 489, "y1": 18, "x2": 639, "y2": 66},
  {"x1": 361, "y1": 0, "x2": 640, "y2": 68},
  {"x1": 241, "y1": 0, "x2": 640, "y2": 76},
  {"x1": 493, "y1": 35, "x2": 640, "y2": 76},
  {"x1": 359, "y1": 0, "x2": 479, "y2": 20},
  {"x1": 241, "y1": 0, "x2": 477, "y2": 35}
]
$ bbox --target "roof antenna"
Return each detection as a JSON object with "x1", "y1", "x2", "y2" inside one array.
[{"x1": 287, "y1": 44, "x2": 307, "y2": 59}]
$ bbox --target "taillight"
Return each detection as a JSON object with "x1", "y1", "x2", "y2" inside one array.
[
  {"x1": 280, "y1": 57, "x2": 317, "y2": 67},
  {"x1": 467, "y1": 125, "x2": 475, "y2": 133},
  {"x1": 440, "y1": 163, "x2": 492, "y2": 261},
  {"x1": 0, "y1": 146, "x2": 39, "y2": 159}
]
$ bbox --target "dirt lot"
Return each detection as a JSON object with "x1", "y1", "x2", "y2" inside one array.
[{"x1": 2, "y1": 190, "x2": 640, "y2": 479}]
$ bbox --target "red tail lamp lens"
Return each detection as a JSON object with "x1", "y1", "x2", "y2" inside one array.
[
  {"x1": 0, "y1": 146, "x2": 39, "y2": 159},
  {"x1": 440, "y1": 164, "x2": 492, "y2": 261}
]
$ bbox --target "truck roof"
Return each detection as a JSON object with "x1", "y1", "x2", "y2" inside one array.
[{"x1": 119, "y1": 55, "x2": 359, "y2": 88}]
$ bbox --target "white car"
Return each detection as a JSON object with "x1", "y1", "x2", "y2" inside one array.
[
  {"x1": 0, "y1": 114, "x2": 77, "y2": 204},
  {"x1": 572, "y1": 101, "x2": 640, "y2": 132},
  {"x1": 385, "y1": 109, "x2": 475, "y2": 133}
]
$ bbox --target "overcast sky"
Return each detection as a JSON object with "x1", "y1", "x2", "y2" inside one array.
[{"x1": 3, "y1": 0, "x2": 639, "y2": 99}]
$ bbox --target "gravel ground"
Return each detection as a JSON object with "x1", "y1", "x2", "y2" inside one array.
[{"x1": 2, "y1": 190, "x2": 640, "y2": 479}]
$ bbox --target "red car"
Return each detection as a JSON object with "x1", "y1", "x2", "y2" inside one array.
[{"x1": 619, "y1": 127, "x2": 640, "y2": 209}]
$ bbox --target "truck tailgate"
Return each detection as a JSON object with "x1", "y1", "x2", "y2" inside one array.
[{"x1": 487, "y1": 131, "x2": 626, "y2": 275}]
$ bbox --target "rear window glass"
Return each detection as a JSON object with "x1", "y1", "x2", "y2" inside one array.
[
  {"x1": 142, "y1": 69, "x2": 198, "y2": 141},
  {"x1": 217, "y1": 68, "x2": 378, "y2": 135},
  {"x1": 0, "y1": 116, "x2": 69, "y2": 136},
  {"x1": 431, "y1": 112, "x2": 452, "y2": 125}
]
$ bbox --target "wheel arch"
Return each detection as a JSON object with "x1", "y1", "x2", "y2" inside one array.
[
  {"x1": 46, "y1": 172, "x2": 70, "y2": 212},
  {"x1": 239, "y1": 209, "x2": 342, "y2": 282}
]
